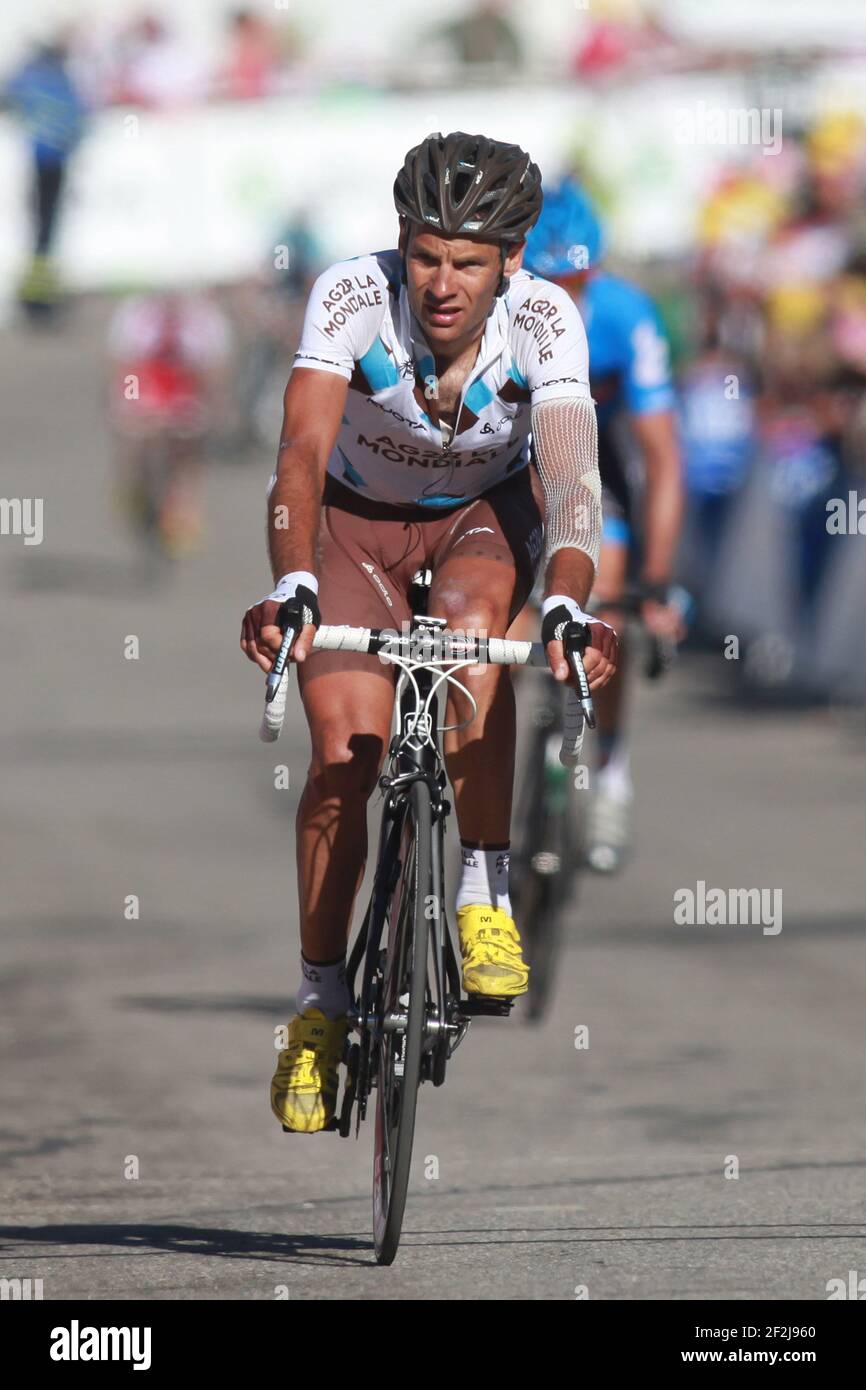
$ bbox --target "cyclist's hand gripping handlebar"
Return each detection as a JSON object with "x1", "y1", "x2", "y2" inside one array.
[
  {"x1": 539, "y1": 606, "x2": 597, "y2": 767},
  {"x1": 259, "y1": 586, "x2": 320, "y2": 743},
  {"x1": 558, "y1": 620, "x2": 596, "y2": 767}
]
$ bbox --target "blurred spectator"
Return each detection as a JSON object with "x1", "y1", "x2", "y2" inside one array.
[
  {"x1": 806, "y1": 110, "x2": 866, "y2": 220},
  {"x1": 830, "y1": 260, "x2": 866, "y2": 377},
  {"x1": 114, "y1": 15, "x2": 209, "y2": 108},
  {"x1": 676, "y1": 293, "x2": 758, "y2": 624},
  {"x1": 3, "y1": 36, "x2": 87, "y2": 317},
  {"x1": 218, "y1": 9, "x2": 284, "y2": 100},
  {"x1": 230, "y1": 212, "x2": 325, "y2": 449},
  {"x1": 571, "y1": 0, "x2": 683, "y2": 80},
  {"x1": 270, "y1": 212, "x2": 322, "y2": 299},
  {"x1": 434, "y1": 0, "x2": 521, "y2": 71},
  {"x1": 107, "y1": 290, "x2": 233, "y2": 553}
]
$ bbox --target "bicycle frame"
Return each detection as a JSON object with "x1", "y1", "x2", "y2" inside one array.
[{"x1": 343, "y1": 594, "x2": 468, "y2": 1130}]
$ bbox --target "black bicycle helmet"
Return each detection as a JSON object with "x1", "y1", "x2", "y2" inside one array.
[{"x1": 394, "y1": 131, "x2": 543, "y2": 243}]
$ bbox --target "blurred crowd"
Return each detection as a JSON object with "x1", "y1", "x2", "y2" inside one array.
[
  {"x1": 646, "y1": 110, "x2": 866, "y2": 700},
  {"x1": 9, "y1": 10, "x2": 304, "y2": 112},
  {"x1": 5, "y1": 0, "x2": 849, "y2": 112}
]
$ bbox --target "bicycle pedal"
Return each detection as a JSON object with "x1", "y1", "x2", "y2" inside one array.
[{"x1": 459, "y1": 995, "x2": 516, "y2": 1017}]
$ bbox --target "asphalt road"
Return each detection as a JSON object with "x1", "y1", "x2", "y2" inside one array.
[{"x1": 2, "y1": 300, "x2": 865, "y2": 1300}]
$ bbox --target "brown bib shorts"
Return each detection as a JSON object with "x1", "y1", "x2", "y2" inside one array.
[{"x1": 303, "y1": 464, "x2": 546, "y2": 680}]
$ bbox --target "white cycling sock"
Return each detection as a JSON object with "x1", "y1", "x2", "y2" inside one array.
[
  {"x1": 456, "y1": 841, "x2": 512, "y2": 916},
  {"x1": 596, "y1": 737, "x2": 632, "y2": 803},
  {"x1": 295, "y1": 953, "x2": 350, "y2": 1020}
]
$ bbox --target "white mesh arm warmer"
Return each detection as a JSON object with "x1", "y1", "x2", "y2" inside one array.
[{"x1": 531, "y1": 395, "x2": 602, "y2": 574}]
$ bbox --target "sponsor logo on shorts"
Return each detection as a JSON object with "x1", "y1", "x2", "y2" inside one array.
[
  {"x1": 360, "y1": 561, "x2": 394, "y2": 607},
  {"x1": 525, "y1": 523, "x2": 543, "y2": 566},
  {"x1": 453, "y1": 526, "x2": 495, "y2": 544}
]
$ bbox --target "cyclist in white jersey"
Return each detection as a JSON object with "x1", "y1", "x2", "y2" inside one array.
[{"x1": 240, "y1": 132, "x2": 618, "y2": 1132}]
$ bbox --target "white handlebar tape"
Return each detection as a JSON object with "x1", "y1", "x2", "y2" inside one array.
[
  {"x1": 259, "y1": 667, "x2": 289, "y2": 743},
  {"x1": 560, "y1": 688, "x2": 585, "y2": 767},
  {"x1": 257, "y1": 626, "x2": 581, "y2": 762}
]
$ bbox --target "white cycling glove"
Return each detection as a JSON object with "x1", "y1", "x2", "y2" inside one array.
[
  {"x1": 258, "y1": 570, "x2": 318, "y2": 607},
  {"x1": 541, "y1": 594, "x2": 615, "y2": 634}
]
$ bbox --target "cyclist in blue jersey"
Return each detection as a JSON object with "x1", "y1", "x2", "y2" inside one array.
[{"x1": 513, "y1": 177, "x2": 685, "y2": 871}]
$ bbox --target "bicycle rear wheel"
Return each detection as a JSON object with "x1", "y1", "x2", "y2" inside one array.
[{"x1": 372, "y1": 778, "x2": 432, "y2": 1265}]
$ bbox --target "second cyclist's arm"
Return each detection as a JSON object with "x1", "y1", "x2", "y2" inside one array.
[{"x1": 630, "y1": 408, "x2": 684, "y2": 590}]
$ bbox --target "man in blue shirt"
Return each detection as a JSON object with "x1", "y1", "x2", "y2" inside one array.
[
  {"x1": 4, "y1": 39, "x2": 87, "y2": 313},
  {"x1": 515, "y1": 178, "x2": 685, "y2": 870}
]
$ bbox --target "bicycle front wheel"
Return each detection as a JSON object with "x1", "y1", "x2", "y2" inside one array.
[{"x1": 372, "y1": 778, "x2": 432, "y2": 1265}]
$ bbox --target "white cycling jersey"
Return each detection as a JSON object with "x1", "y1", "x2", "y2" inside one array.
[{"x1": 290, "y1": 249, "x2": 592, "y2": 508}]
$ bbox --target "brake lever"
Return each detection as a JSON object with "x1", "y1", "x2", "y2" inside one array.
[
  {"x1": 265, "y1": 602, "x2": 299, "y2": 703},
  {"x1": 562, "y1": 620, "x2": 596, "y2": 730}
]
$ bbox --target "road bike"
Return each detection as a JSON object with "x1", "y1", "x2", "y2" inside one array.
[
  {"x1": 511, "y1": 584, "x2": 690, "y2": 1022},
  {"x1": 258, "y1": 569, "x2": 592, "y2": 1263},
  {"x1": 510, "y1": 673, "x2": 586, "y2": 1023}
]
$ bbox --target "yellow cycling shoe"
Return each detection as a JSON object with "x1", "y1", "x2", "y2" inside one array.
[
  {"x1": 457, "y1": 904, "x2": 529, "y2": 997},
  {"x1": 271, "y1": 1008, "x2": 348, "y2": 1134}
]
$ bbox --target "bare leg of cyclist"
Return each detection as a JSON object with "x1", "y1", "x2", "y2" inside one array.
[
  {"x1": 430, "y1": 554, "x2": 517, "y2": 847},
  {"x1": 294, "y1": 665, "x2": 395, "y2": 963},
  {"x1": 113, "y1": 433, "x2": 146, "y2": 525},
  {"x1": 430, "y1": 554, "x2": 529, "y2": 996},
  {"x1": 271, "y1": 664, "x2": 395, "y2": 1132},
  {"x1": 159, "y1": 440, "x2": 204, "y2": 554}
]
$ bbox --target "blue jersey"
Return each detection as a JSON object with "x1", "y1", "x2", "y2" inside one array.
[
  {"x1": 569, "y1": 271, "x2": 675, "y2": 531},
  {"x1": 4, "y1": 55, "x2": 86, "y2": 164},
  {"x1": 579, "y1": 272, "x2": 675, "y2": 428}
]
